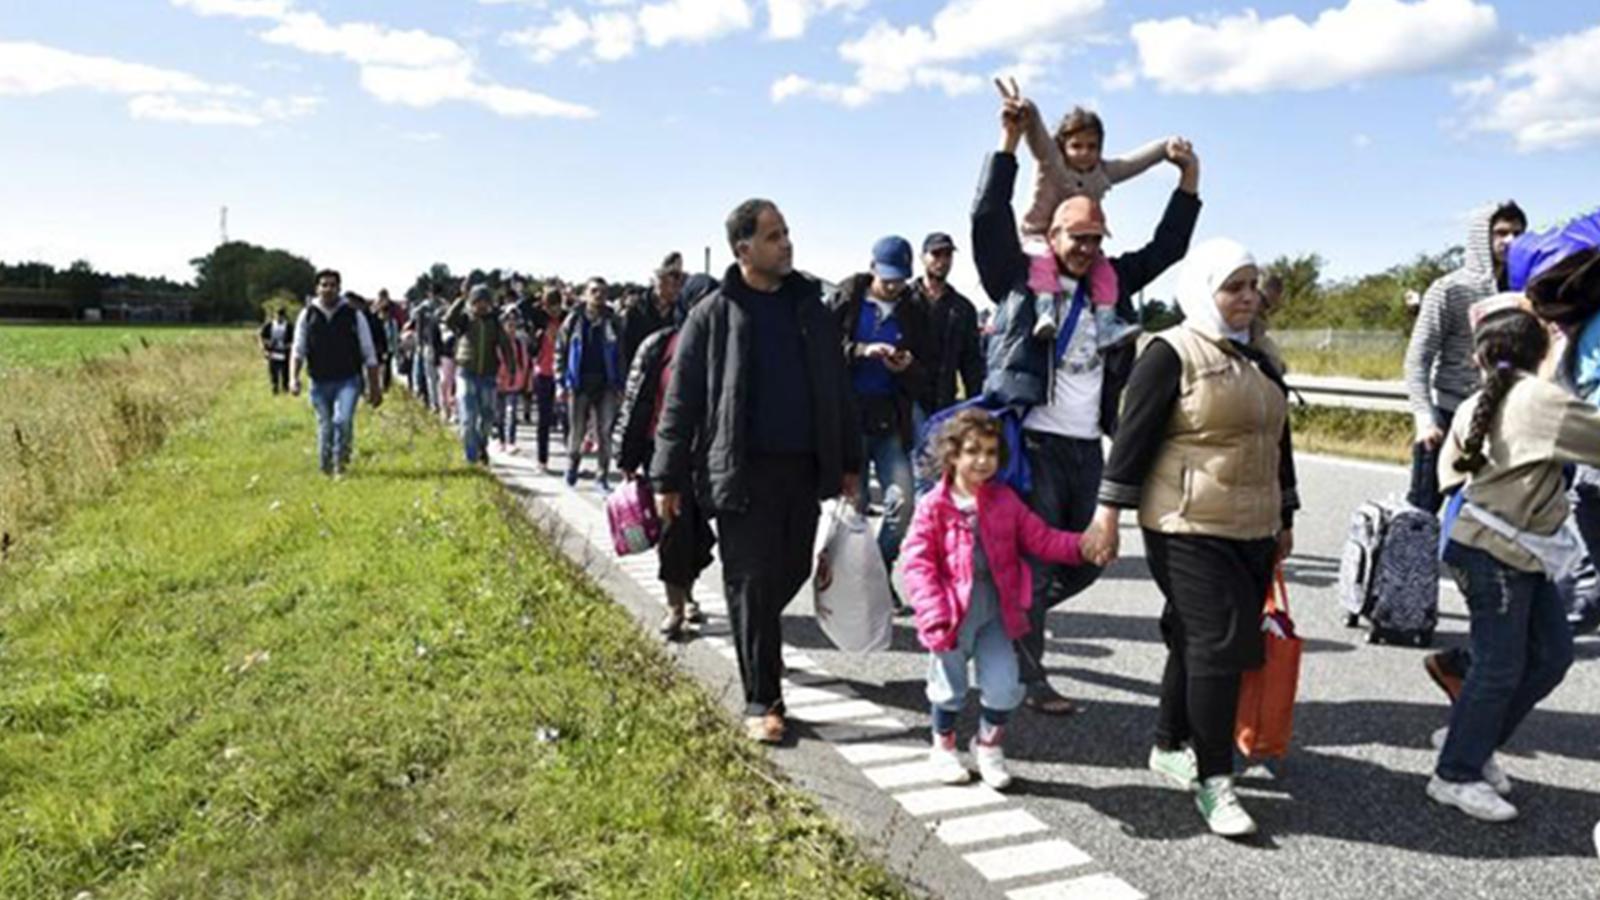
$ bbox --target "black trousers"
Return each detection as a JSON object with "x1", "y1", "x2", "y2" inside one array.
[
  {"x1": 533, "y1": 375, "x2": 557, "y2": 465},
  {"x1": 1145, "y1": 529, "x2": 1276, "y2": 779},
  {"x1": 718, "y1": 454, "x2": 820, "y2": 716},
  {"x1": 1018, "y1": 431, "x2": 1104, "y2": 685},
  {"x1": 268, "y1": 358, "x2": 289, "y2": 394},
  {"x1": 658, "y1": 489, "x2": 715, "y2": 589}
]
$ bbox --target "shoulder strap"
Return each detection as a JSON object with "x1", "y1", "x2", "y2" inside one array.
[{"x1": 1052, "y1": 281, "x2": 1090, "y2": 364}]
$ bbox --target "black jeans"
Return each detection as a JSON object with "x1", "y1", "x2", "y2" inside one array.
[
  {"x1": 268, "y1": 358, "x2": 289, "y2": 394},
  {"x1": 718, "y1": 454, "x2": 821, "y2": 716},
  {"x1": 1017, "y1": 430, "x2": 1104, "y2": 685},
  {"x1": 1407, "y1": 406, "x2": 1455, "y2": 513}
]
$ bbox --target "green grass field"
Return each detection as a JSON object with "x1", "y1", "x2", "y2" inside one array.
[
  {"x1": 0, "y1": 324, "x2": 229, "y2": 373},
  {"x1": 1279, "y1": 347, "x2": 1405, "y2": 381},
  {"x1": 0, "y1": 369, "x2": 902, "y2": 898}
]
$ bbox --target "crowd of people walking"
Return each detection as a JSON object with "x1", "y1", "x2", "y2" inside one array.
[{"x1": 265, "y1": 80, "x2": 1600, "y2": 844}]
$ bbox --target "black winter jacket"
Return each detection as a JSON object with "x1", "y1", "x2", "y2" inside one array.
[
  {"x1": 651, "y1": 265, "x2": 862, "y2": 515},
  {"x1": 613, "y1": 326, "x2": 676, "y2": 474},
  {"x1": 828, "y1": 273, "x2": 932, "y2": 449},
  {"x1": 974, "y1": 151, "x2": 1200, "y2": 435},
  {"x1": 911, "y1": 279, "x2": 984, "y2": 414}
]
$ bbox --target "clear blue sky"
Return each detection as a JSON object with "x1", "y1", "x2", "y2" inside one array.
[{"x1": 2, "y1": 0, "x2": 1596, "y2": 303}]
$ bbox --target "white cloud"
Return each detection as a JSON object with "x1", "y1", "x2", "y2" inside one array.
[
  {"x1": 0, "y1": 39, "x2": 313, "y2": 127},
  {"x1": 509, "y1": 0, "x2": 759, "y2": 61},
  {"x1": 1455, "y1": 23, "x2": 1600, "y2": 152},
  {"x1": 504, "y1": 8, "x2": 593, "y2": 62},
  {"x1": 638, "y1": 0, "x2": 752, "y2": 47},
  {"x1": 591, "y1": 11, "x2": 641, "y2": 60},
  {"x1": 1128, "y1": 0, "x2": 1499, "y2": 95},
  {"x1": 0, "y1": 40, "x2": 230, "y2": 97},
  {"x1": 765, "y1": 0, "x2": 865, "y2": 41},
  {"x1": 1352, "y1": 132, "x2": 1373, "y2": 149},
  {"x1": 773, "y1": 0, "x2": 1102, "y2": 107},
  {"x1": 170, "y1": 0, "x2": 596, "y2": 118}
]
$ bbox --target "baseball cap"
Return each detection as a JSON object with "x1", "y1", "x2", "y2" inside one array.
[
  {"x1": 871, "y1": 236, "x2": 913, "y2": 281},
  {"x1": 1053, "y1": 196, "x2": 1111, "y2": 238},
  {"x1": 923, "y1": 232, "x2": 957, "y2": 254}
]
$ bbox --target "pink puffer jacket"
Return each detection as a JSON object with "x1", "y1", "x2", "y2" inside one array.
[{"x1": 901, "y1": 478, "x2": 1084, "y2": 653}]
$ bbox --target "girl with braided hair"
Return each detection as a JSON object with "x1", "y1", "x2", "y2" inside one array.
[{"x1": 1430, "y1": 307, "x2": 1600, "y2": 823}]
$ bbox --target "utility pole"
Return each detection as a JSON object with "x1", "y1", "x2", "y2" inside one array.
[
  {"x1": 220, "y1": 206, "x2": 229, "y2": 245},
  {"x1": 703, "y1": 245, "x2": 710, "y2": 275}
]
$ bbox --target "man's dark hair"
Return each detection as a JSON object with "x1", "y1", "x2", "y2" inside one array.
[
  {"x1": 1491, "y1": 200, "x2": 1527, "y2": 231},
  {"x1": 586, "y1": 276, "x2": 608, "y2": 293},
  {"x1": 315, "y1": 268, "x2": 341, "y2": 286},
  {"x1": 726, "y1": 198, "x2": 778, "y2": 253}
]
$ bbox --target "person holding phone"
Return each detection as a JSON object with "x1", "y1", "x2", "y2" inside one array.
[{"x1": 829, "y1": 236, "x2": 932, "y2": 593}]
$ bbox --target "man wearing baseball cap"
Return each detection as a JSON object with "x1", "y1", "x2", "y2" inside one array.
[
  {"x1": 979, "y1": 82, "x2": 1203, "y2": 715},
  {"x1": 912, "y1": 232, "x2": 985, "y2": 417},
  {"x1": 828, "y1": 235, "x2": 932, "y2": 587}
]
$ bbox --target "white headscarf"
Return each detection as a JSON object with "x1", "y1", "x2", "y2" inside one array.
[{"x1": 1177, "y1": 237, "x2": 1258, "y2": 343}]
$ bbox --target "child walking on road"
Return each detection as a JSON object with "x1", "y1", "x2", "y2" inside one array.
[
  {"x1": 901, "y1": 409, "x2": 1095, "y2": 789},
  {"x1": 1431, "y1": 306, "x2": 1600, "y2": 822}
]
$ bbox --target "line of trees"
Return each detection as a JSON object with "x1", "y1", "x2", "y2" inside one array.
[{"x1": 1262, "y1": 246, "x2": 1462, "y2": 332}]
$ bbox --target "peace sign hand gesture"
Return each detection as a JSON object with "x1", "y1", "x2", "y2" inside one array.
[{"x1": 994, "y1": 77, "x2": 1030, "y2": 152}]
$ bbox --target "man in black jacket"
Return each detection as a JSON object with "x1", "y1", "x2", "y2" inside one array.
[
  {"x1": 259, "y1": 307, "x2": 293, "y2": 395},
  {"x1": 622, "y1": 251, "x2": 686, "y2": 375},
  {"x1": 829, "y1": 236, "x2": 930, "y2": 581},
  {"x1": 652, "y1": 198, "x2": 861, "y2": 745},
  {"x1": 977, "y1": 86, "x2": 1201, "y2": 715},
  {"x1": 911, "y1": 232, "x2": 984, "y2": 416}
]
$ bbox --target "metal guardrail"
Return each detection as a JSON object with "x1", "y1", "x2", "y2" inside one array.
[{"x1": 1284, "y1": 375, "x2": 1409, "y2": 414}]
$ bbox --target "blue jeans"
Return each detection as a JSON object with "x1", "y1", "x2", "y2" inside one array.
[
  {"x1": 457, "y1": 373, "x2": 498, "y2": 463},
  {"x1": 926, "y1": 603, "x2": 1025, "y2": 716},
  {"x1": 412, "y1": 353, "x2": 439, "y2": 411},
  {"x1": 1018, "y1": 430, "x2": 1104, "y2": 685},
  {"x1": 497, "y1": 390, "x2": 520, "y2": 445},
  {"x1": 309, "y1": 375, "x2": 361, "y2": 473},
  {"x1": 1437, "y1": 541, "x2": 1574, "y2": 783},
  {"x1": 1407, "y1": 406, "x2": 1455, "y2": 513},
  {"x1": 858, "y1": 432, "x2": 915, "y2": 569}
]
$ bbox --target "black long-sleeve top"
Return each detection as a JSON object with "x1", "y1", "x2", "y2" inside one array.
[{"x1": 1099, "y1": 339, "x2": 1300, "y2": 530}]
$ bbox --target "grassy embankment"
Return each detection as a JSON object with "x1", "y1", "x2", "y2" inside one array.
[
  {"x1": 0, "y1": 339, "x2": 902, "y2": 898},
  {"x1": 0, "y1": 323, "x2": 225, "y2": 373},
  {"x1": 1279, "y1": 345, "x2": 1410, "y2": 465}
]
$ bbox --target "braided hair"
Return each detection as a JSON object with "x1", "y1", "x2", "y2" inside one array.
[{"x1": 1455, "y1": 309, "x2": 1548, "y2": 474}]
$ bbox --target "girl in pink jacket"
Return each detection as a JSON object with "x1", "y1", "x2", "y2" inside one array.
[{"x1": 901, "y1": 409, "x2": 1086, "y2": 789}]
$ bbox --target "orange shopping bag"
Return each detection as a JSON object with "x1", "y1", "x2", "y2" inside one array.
[{"x1": 1235, "y1": 568, "x2": 1302, "y2": 760}]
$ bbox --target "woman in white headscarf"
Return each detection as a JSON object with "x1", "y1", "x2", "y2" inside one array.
[{"x1": 1088, "y1": 238, "x2": 1299, "y2": 838}]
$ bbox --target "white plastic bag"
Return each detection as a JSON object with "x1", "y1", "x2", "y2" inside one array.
[{"x1": 814, "y1": 501, "x2": 894, "y2": 653}]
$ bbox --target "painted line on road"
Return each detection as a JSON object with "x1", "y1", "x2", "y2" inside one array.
[{"x1": 489, "y1": 440, "x2": 1147, "y2": 899}]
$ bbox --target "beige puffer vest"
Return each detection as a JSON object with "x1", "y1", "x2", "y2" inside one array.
[{"x1": 1137, "y1": 325, "x2": 1287, "y2": 540}]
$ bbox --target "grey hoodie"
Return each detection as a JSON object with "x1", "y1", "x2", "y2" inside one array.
[{"x1": 1404, "y1": 206, "x2": 1499, "y2": 433}]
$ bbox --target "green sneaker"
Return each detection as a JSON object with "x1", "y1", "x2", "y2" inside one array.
[
  {"x1": 1196, "y1": 776, "x2": 1258, "y2": 837},
  {"x1": 1148, "y1": 745, "x2": 1199, "y2": 790}
]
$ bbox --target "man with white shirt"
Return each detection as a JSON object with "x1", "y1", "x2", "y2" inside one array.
[
  {"x1": 290, "y1": 269, "x2": 382, "y2": 476},
  {"x1": 975, "y1": 88, "x2": 1201, "y2": 714}
]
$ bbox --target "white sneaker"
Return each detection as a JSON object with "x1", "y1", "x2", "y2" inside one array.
[
  {"x1": 1432, "y1": 726, "x2": 1512, "y2": 797},
  {"x1": 1592, "y1": 820, "x2": 1599, "y2": 857},
  {"x1": 928, "y1": 736, "x2": 970, "y2": 785},
  {"x1": 1196, "y1": 776, "x2": 1257, "y2": 837},
  {"x1": 1032, "y1": 310, "x2": 1058, "y2": 341},
  {"x1": 1427, "y1": 776, "x2": 1518, "y2": 823},
  {"x1": 969, "y1": 737, "x2": 1013, "y2": 790},
  {"x1": 1148, "y1": 745, "x2": 1200, "y2": 791}
]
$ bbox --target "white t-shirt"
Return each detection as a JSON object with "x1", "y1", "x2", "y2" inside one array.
[{"x1": 1023, "y1": 285, "x2": 1103, "y2": 440}]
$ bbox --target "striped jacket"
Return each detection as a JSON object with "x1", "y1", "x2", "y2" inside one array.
[{"x1": 1404, "y1": 206, "x2": 1499, "y2": 434}]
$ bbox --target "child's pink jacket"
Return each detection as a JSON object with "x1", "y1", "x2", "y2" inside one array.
[{"x1": 901, "y1": 478, "x2": 1084, "y2": 653}]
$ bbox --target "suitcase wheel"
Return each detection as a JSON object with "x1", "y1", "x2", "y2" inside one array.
[
  {"x1": 1345, "y1": 613, "x2": 1362, "y2": 629},
  {"x1": 1367, "y1": 630, "x2": 1383, "y2": 645}
]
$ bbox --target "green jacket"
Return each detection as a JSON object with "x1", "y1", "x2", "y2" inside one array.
[{"x1": 445, "y1": 299, "x2": 511, "y2": 377}]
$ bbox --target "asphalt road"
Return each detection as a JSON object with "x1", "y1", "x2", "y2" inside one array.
[{"x1": 494, "y1": 436, "x2": 1600, "y2": 900}]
